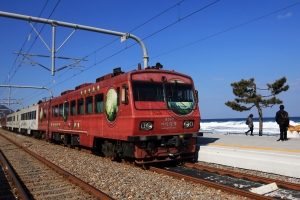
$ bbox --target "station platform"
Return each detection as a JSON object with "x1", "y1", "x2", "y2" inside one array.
[{"x1": 197, "y1": 133, "x2": 300, "y2": 178}]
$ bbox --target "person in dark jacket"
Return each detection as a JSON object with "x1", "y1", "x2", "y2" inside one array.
[
  {"x1": 275, "y1": 105, "x2": 289, "y2": 141},
  {"x1": 245, "y1": 114, "x2": 254, "y2": 136}
]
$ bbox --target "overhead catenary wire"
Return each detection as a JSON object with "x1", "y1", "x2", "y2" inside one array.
[
  {"x1": 82, "y1": 0, "x2": 187, "y2": 60},
  {"x1": 0, "y1": 0, "x2": 50, "y2": 92},
  {"x1": 13, "y1": 0, "x2": 190, "y2": 105},
  {"x1": 0, "y1": 0, "x2": 61, "y2": 93},
  {"x1": 6, "y1": 0, "x2": 61, "y2": 84},
  {"x1": 17, "y1": 0, "x2": 300, "y2": 106},
  {"x1": 151, "y1": 1, "x2": 300, "y2": 60},
  {"x1": 0, "y1": 0, "x2": 61, "y2": 109},
  {"x1": 20, "y1": 0, "x2": 218, "y2": 105},
  {"x1": 5, "y1": 1, "x2": 300, "y2": 110}
]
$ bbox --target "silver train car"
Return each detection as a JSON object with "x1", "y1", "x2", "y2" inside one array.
[{"x1": 6, "y1": 103, "x2": 39, "y2": 135}]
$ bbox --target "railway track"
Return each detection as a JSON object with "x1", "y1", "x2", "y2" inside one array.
[
  {"x1": 149, "y1": 165, "x2": 273, "y2": 200},
  {"x1": 0, "y1": 150, "x2": 28, "y2": 199},
  {"x1": 0, "y1": 133, "x2": 113, "y2": 200},
  {"x1": 185, "y1": 162, "x2": 300, "y2": 191},
  {"x1": 2, "y1": 129, "x2": 299, "y2": 199},
  {"x1": 149, "y1": 163, "x2": 300, "y2": 200}
]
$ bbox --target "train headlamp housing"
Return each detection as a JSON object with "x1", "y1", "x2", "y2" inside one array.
[
  {"x1": 183, "y1": 120, "x2": 194, "y2": 129},
  {"x1": 140, "y1": 121, "x2": 154, "y2": 131}
]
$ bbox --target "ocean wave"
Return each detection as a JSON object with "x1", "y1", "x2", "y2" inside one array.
[{"x1": 200, "y1": 120, "x2": 299, "y2": 135}]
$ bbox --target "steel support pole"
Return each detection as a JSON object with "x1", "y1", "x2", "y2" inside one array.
[
  {"x1": 52, "y1": 23, "x2": 56, "y2": 76},
  {"x1": 8, "y1": 87, "x2": 11, "y2": 106}
]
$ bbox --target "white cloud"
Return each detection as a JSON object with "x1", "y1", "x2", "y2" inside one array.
[{"x1": 277, "y1": 12, "x2": 292, "y2": 19}]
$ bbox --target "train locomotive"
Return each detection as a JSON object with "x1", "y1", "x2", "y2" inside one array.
[{"x1": 1, "y1": 63, "x2": 201, "y2": 164}]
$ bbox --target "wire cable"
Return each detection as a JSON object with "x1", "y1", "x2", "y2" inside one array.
[
  {"x1": 16, "y1": 0, "x2": 189, "y2": 103},
  {"x1": 0, "y1": 0, "x2": 50, "y2": 93},
  {"x1": 0, "y1": 0, "x2": 61, "y2": 109},
  {"x1": 151, "y1": 1, "x2": 300, "y2": 59},
  {"x1": 10, "y1": 1, "x2": 300, "y2": 108},
  {"x1": 6, "y1": 0, "x2": 61, "y2": 84}
]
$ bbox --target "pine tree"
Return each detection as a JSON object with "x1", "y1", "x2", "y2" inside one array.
[{"x1": 225, "y1": 77, "x2": 289, "y2": 136}]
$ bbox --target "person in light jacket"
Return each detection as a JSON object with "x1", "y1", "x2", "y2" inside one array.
[{"x1": 245, "y1": 114, "x2": 254, "y2": 136}]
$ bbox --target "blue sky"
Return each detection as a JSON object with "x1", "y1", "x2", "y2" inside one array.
[{"x1": 0, "y1": 0, "x2": 299, "y2": 119}]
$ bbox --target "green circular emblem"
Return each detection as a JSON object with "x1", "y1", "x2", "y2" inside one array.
[{"x1": 105, "y1": 88, "x2": 118, "y2": 122}]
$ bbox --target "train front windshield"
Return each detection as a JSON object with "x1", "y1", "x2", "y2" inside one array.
[{"x1": 132, "y1": 81, "x2": 196, "y2": 114}]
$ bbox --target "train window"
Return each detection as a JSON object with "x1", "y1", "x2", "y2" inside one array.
[
  {"x1": 52, "y1": 105, "x2": 59, "y2": 117},
  {"x1": 122, "y1": 84, "x2": 128, "y2": 104},
  {"x1": 59, "y1": 103, "x2": 63, "y2": 117},
  {"x1": 33, "y1": 111, "x2": 36, "y2": 119},
  {"x1": 43, "y1": 108, "x2": 47, "y2": 118},
  {"x1": 85, "y1": 96, "x2": 93, "y2": 114},
  {"x1": 165, "y1": 82, "x2": 196, "y2": 115},
  {"x1": 63, "y1": 101, "x2": 69, "y2": 117},
  {"x1": 17, "y1": 115, "x2": 18, "y2": 121},
  {"x1": 117, "y1": 87, "x2": 120, "y2": 106},
  {"x1": 70, "y1": 100, "x2": 76, "y2": 116},
  {"x1": 13, "y1": 116, "x2": 15, "y2": 121},
  {"x1": 78, "y1": 98, "x2": 84, "y2": 115},
  {"x1": 165, "y1": 83, "x2": 195, "y2": 103},
  {"x1": 132, "y1": 81, "x2": 164, "y2": 102},
  {"x1": 95, "y1": 93, "x2": 103, "y2": 113}
]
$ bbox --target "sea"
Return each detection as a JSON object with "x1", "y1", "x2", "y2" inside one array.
[{"x1": 200, "y1": 117, "x2": 300, "y2": 136}]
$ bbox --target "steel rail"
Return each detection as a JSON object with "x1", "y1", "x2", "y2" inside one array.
[
  {"x1": 149, "y1": 166, "x2": 275, "y2": 200},
  {"x1": 185, "y1": 162, "x2": 300, "y2": 191},
  {"x1": 0, "y1": 149, "x2": 29, "y2": 200},
  {"x1": 0, "y1": 133, "x2": 114, "y2": 200}
]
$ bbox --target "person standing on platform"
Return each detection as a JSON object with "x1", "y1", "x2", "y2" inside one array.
[
  {"x1": 245, "y1": 114, "x2": 254, "y2": 136},
  {"x1": 275, "y1": 105, "x2": 290, "y2": 141}
]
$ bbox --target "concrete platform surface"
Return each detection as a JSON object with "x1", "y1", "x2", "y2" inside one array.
[{"x1": 197, "y1": 133, "x2": 300, "y2": 178}]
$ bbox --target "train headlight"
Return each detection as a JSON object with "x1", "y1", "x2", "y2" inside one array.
[
  {"x1": 183, "y1": 120, "x2": 194, "y2": 129},
  {"x1": 140, "y1": 121, "x2": 153, "y2": 130}
]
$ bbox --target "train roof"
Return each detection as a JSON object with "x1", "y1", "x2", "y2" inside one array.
[{"x1": 35, "y1": 62, "x2": 193, "y2": 102}]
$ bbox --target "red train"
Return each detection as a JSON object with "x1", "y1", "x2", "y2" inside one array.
[{"x1": 1, "y1": 63, "x2": 201, "y2": 164}]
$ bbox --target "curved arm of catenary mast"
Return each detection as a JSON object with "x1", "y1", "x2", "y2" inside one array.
[
  {"x1": 127, "y1": 34, "x2": 149, "y2": 69},
  {"x1": 42, "y1": 87, "x2": 53, "y2": 99}
]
